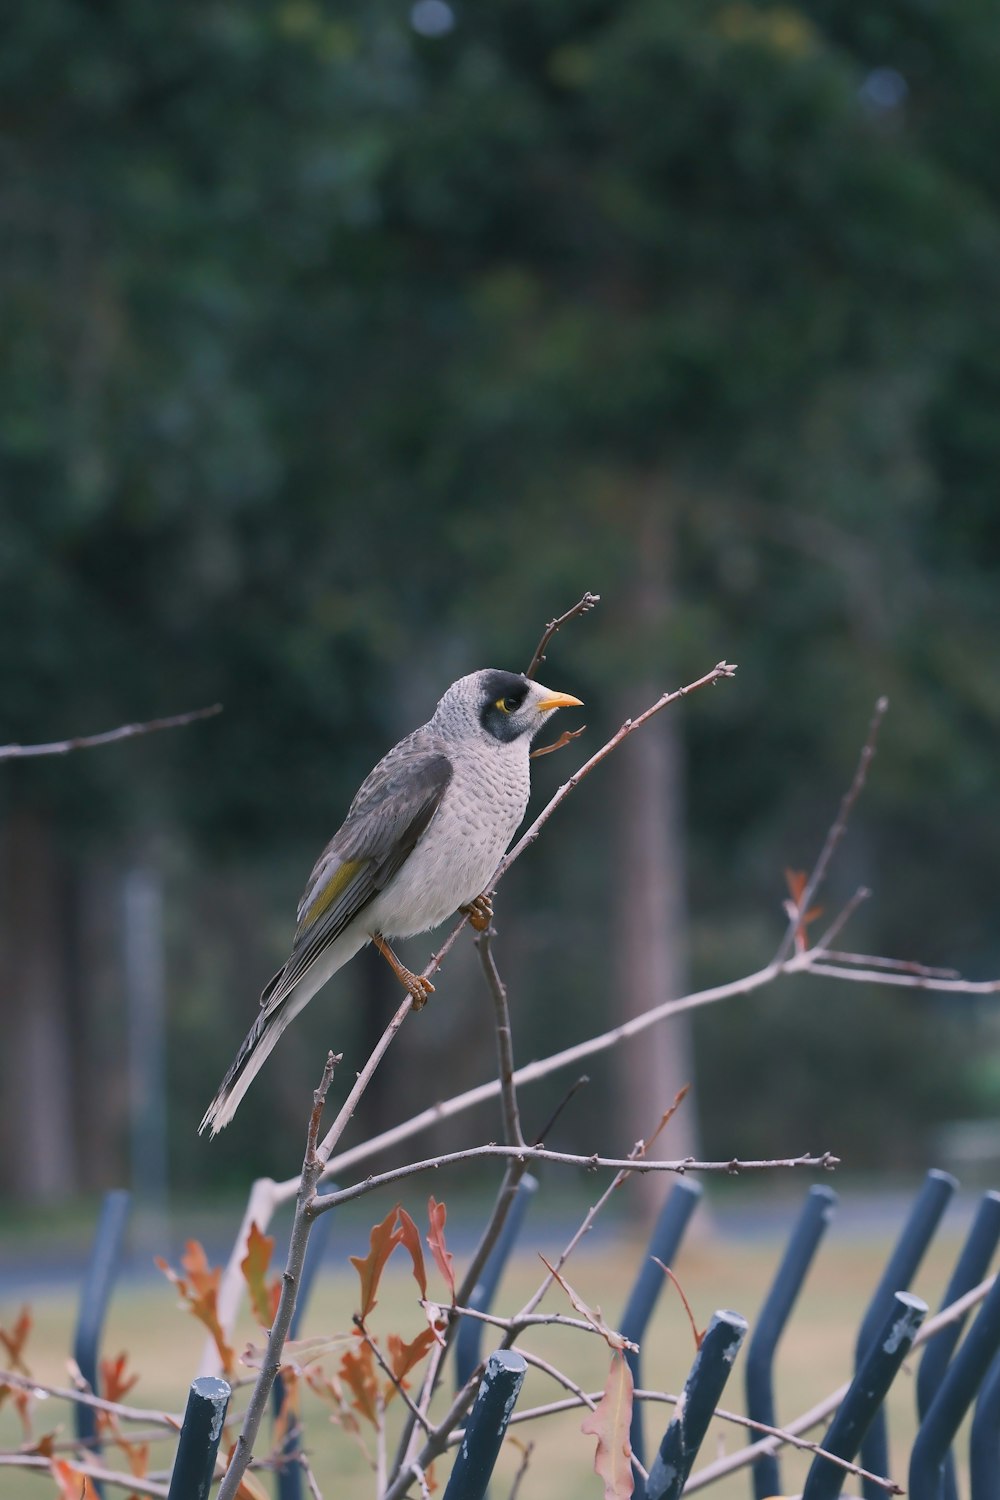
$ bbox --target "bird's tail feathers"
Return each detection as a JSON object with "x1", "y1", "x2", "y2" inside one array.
[{"x1": 199, "y1": 975, "x2": 309, "y2": 1137}]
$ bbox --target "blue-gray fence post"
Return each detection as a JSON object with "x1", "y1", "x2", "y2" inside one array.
[
  {"x1": 855, "y1": 1168, "x2": 957, "y2": 1499},
  {"x1": 455, "y1": 1175, "x2": 538, "y2": 1390},
  {"x1": 619, "y1": 1177, "x2": 702, "y2": 1491},
  {"x1": 442, "y1": 1349, "x2": 527, "y2": 1500},
  {"x1": 969, "y1": 1346, "x2": 1000, "y2": 1499},
  {"x1": 73, "y1": 1189, "x2": 130, "y2": 1494},
  {"x1": 167, "y1": 1375, "x2": 232, "y2": 1500},
  {"x1": 803, "y1": 1290, "x2": 927, "y2": 1500},
  {"x1": 273, "y1": 1181, "x2": 338, "y2": 1500},
  {"x1": 645, "y1": 1309, "x2": 748, "y2": 1500},
  {"x1": 746, "y1": 1184, "x2": 838, "y2": 1500},
  {"x1": 910, "y1": 1269, "x2": 1000, "y2": 1500},
  {"x1": 916, "y1": 1189, "x2": 1000, "y2": 1500}
]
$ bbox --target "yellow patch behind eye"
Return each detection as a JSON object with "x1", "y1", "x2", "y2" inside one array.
[
  {"x1": 494, "y1": 697, "x2": 512, "y2": 713},
  {"x1": 301, "y1": 858, "x2": 365, "y2": 929}
]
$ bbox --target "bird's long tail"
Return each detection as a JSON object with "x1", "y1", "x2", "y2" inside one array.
[{"x1": 199, "y1": 972, "x2": 311, "y2": 1137}]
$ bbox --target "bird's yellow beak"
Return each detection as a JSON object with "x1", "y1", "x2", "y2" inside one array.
[{"x1": 536, "y1": 690, "x2": 584, "y2": 713}]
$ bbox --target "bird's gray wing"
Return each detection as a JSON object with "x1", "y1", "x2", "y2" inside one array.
[{"x1": 259, "y1": 744, "x2": 453, "y2": 1014}]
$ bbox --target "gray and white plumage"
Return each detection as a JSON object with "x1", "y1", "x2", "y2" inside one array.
[{"x1": 200, "y1": 668, "x2": 582, "y2": 1135}]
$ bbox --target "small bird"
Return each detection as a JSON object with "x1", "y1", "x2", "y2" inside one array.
[{"x1": 200, "y1": 668, "x2": 583, "y2": 1135}]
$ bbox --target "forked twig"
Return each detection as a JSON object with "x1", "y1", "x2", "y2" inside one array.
[
  {"x1": 773, "y1": 695, "x2": 888, "y2": 964},
  {"x1": 523, "y1": 592, "x2": 600, "y2": 680}
]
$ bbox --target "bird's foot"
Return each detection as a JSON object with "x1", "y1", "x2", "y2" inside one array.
[
  {"x1": 373, "y1": 934, "x2": 435, "y2": 1011},
  {"x1": 460, "y1": 893, "x2": 494, "y2": 932}
]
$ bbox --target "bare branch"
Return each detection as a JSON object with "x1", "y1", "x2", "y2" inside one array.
[
  {"x1": 0, "y1": 703, "x2": 223, "y2": 761},
  {"x1": 523, "y1": 592, "x2": 600, "y2": 680},
  {"x1": 0, "y1": 1369, "x2": 178, "y2": 1428},
  {"x1": 773, "y1": 695, "x2": 888, "y2": 964},
  {"x1": 313, "y1": 1146, "x2": 836, "y2": 1216}
]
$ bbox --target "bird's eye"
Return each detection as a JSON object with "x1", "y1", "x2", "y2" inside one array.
[{"x1": 495, "y1": 696, "x2": 518, "y2": 714}]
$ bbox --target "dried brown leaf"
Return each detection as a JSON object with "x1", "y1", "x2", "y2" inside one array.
[
  {"x1": 580, "y1": 1352, "x2": 634, "y2": 1500},
  {"x1": 349, "y1": 1207, "x2": 404, "y2": 1322},
  {"x1": 427, "y1": 1198, "x2": 456, "y2": 1304}
]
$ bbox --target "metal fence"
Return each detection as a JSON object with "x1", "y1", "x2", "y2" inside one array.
[{"x1": 67, "y1": 1167, "x2": 1000, "y2": 1497}]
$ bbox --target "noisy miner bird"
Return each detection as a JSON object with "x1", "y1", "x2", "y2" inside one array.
[{"x1": 200, "y1": 668, "x2": 582, "y2": 1135}]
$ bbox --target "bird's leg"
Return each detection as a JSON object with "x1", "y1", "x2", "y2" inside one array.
[
  {"x1": 459, "y1": 893, "x2": 494, "y2": 932},
  {"x1": 372, "y1": 933, "x2": 435, "y2": 1011}
]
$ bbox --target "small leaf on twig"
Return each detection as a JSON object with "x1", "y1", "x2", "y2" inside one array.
[
  {"x1": 349, "y1": 1207, "x2": 404, "y2": 1322},
  {"x1": 50, "y1": 1460, "x2": 98, "y2": 1498},
  {"x1": 339, "y1": 1342, "x2": 379, "y2": 1426},
  {"x1": 99, "y1": 1352, "x2": 139, "y2": 1404},
  {"x1": 395, "y1": 1207, "x2": 428, "y2": 1300},
  {"x1": 241, "y1": 1222, "x2": 281, "y2": 1328},
  {"x1": 783, "y1": 869, "x2": 823, "y2": 953},
  {"x1": 581, "y1": 1352, "x2": 634, "y2": 1500},
  {"x1": 0, "y1": 1306, "x2": 32, "y2": 1372},
  {"x1": 651, "y1": 1259, "x2": 705, "y2": 1348},
  {"x1": 155, "y1": 1241, "x2": 236, "y2": 1374},
  {"x1": 385, "y1": 1327, "x2": 440, "y2": 1400},
  {"x1": 427, "y1": 1198, "x2": 456, "y2": 1304},
  {"x1": 539, "y1": 1257, "x2": 636, "y2": 1353}
]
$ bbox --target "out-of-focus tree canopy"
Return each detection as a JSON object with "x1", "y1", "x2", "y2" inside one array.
[{"x1": 2, "y1": 0, "x2": 999, "y2": 1196}]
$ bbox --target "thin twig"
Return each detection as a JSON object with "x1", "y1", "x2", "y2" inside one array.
[
  {"x1": 523, "y1": 593, "x2": 600, "y2": 680},
  {"x1": 507, "y1": 1438, "x2": 534, "y2": 1500},
  {"x1": 531, "y1": 1075, "x2": 590, "y2": 1147},
  {"x1": 0, "y1": 1370, "x2": 178, "y2": 1428},
  {"x1": 0, "y1": 704, "x2": 222, "y2": 761},
  {"x1": 804, "y1": 963, "x2": 1000, "y2": 994},
  {"x1": 300, "y1": 1453, "x2": 324, "y2": 1500},
  {"x1": 811, "y1": 885, "x2": 872, "y2": 952},
  {"x1": 443, "y1": 1304, "x2": 617, "y2": 1340},
  {"x1": 0, "y1": 1454, "x2": 170, "y2": 1496},
  {"x1": 476, "y1": 930, "x2": 525, "y2": 1149},
  {"x1": 821, "y1": 950, "x2": 962, "y2": 980},
  {"x1": 773, "y1": 695, "x2": 888, "y2": 965}
]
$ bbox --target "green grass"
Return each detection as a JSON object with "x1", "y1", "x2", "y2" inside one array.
[{"x1": 0, "y1": 1219, "x2": 976, "y2": 1498}]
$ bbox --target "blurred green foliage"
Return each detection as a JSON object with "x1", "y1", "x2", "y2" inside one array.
[{"x1": 2, "y1": 0, "x2": 999, "y2": 1193}]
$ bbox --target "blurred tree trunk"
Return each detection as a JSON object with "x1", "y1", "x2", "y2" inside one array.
[
  {"x1": 612, "y1": 502, "x2": 700, "y2": 1222},
  {"x1": 0, "y1": 810, "x2": 77, "y2": 1199}
]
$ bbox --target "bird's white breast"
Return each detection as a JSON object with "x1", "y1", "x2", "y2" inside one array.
[{"x1": 364, "y1": 737, "x2": 530, "y2": 939}]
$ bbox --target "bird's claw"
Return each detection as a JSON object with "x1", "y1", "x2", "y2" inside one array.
[
  {"x1": 408, "y1": 973, "x2": 435, "y2": 1011},
  {"x1": 461, "y1": 893, "x2": 494, "y2": 932}
]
